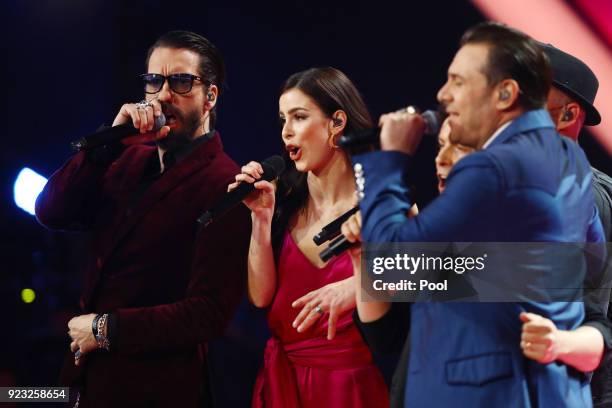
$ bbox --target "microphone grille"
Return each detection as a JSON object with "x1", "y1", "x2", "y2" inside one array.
[
  {"x1": 153, "y1": 113, "x2": 166, "y2": 131},
  {"x1": 261, "y1": 155, "x2": 286, "y2": 180},
  {"x1": 422, "y1": 110, "x2": 442, "y2": 136}
]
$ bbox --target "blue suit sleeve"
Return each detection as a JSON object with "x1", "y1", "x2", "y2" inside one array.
[{"x1": 354, "y1": 150, "x2": 502, "y2": 243}]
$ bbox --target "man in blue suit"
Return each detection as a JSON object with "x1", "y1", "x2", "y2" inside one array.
[{"x1": 351, "y1": 22, "x2": 605, "y2": 407}]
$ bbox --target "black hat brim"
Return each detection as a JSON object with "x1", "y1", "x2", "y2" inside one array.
[{"x1": 553, "y1": 79, "x2": 601, "y2": 126}]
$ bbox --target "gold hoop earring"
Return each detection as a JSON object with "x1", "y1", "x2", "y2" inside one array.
[{"x1": 328, "y1": 131, "x2": 340, "y2": 149}]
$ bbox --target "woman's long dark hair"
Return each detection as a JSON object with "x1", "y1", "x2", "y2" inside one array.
[{"x1": 271, "y1": 67, "x2": 373, "y2": 259}]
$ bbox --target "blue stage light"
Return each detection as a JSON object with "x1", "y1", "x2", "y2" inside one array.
[{"x1": 14, "y1": 168, "x2": 48, "y2": 216}]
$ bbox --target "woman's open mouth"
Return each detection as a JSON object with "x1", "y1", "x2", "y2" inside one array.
[
  {"x1": 437, "y1": 174, "x2": 447, "y2": 192},
  {"x1": 287, "y1": 145, "x2": 302, "y2": 161}
]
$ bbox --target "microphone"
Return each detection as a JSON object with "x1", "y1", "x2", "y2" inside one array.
[
  {"x1": 338, "y1": 109, "x2": 441, "y2": 149},
  {"x1": 197, "y1": 155, "x2": 286, "y2": 227},
  {"x1": 319, "y1": 234, "x2": 356, "y2": 262},
  {"x1": 313, "y1": 206, "x2": 359, "y2": 246},
  {"x1": 70, "y1": 114, "x2": 167, "y2": 151}
]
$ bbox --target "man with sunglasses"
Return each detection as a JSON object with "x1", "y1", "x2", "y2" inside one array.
[{"x1": 36, "y1": 31, "x2": 250, "y2": 407}]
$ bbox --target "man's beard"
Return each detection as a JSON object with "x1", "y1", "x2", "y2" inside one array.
[{"x1": 157, "y1": 104, "x2": 202, "y2": 151}]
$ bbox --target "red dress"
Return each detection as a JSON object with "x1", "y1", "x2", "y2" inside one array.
[{"x1": 252, "y1": 232, "x2": 389, "y2": 408}]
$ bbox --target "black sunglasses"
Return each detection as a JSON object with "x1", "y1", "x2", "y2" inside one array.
[{"x1": 141, "y1": 73, "x2": 208, "y2": 94}]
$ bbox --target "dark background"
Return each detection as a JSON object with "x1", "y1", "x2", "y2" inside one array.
[{"x1": 1, "y1": 1, "x2": 610, "y2": 407}]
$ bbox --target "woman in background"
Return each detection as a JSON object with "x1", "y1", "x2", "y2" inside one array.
[
  {"x1": 434, "y1": 117, "x2": 474, "y2": 193},
  {"x1": 229, "y1": 67, "x2": 388, "y2": 407}
]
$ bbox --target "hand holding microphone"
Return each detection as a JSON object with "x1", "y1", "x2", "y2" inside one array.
[
  {"x1": 70, "y1": 99, "x2": 170, "y2": 151},
  {"x1": 379, "y1": 106, "x2": 427, "y2": 155},
  {"x1": 112, "y1": 98, "x2": 168, "y2": 134},
  {"x1": 338, "y1": 107, "x2": 441, "y2": 154},
  {"x1": 198, "y1": 156, "x2": 286, "y2": 226},
  {"x1": 227, "y1": 161, "x2": 278, "y2": 218}
]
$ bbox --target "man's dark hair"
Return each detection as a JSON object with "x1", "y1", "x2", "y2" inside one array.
[
  {"x1": 460, "y1": 21, "x2": 551, "y2": 111},
  {"x1": 146, "y1": 30, "x2": 226, "y2": 128}
]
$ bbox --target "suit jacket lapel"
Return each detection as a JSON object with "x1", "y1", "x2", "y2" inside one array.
[{"x1": 103, "y1": 133, "x2": 224, "y2": 263}]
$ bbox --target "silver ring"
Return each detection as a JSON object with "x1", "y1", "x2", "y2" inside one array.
[
  {"x1": 314, "y1": 305, "x2": 324, "y2": 315},
  {"x1": 135, "y1": 100, "x2": 152, "y2": 109},
  {"x1": 400, "y1": 105, "x2": 417, "y2": 115},
  {"x1": 74, "y1": 350, "x2": 81, "y2": 360}
]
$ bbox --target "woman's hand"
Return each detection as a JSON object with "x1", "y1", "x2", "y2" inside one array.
[
  {"x1": 342, "y1": 211, "x2": 391, "y2": 322},
  {"x1": 227, "y1": 161, "x2": 276, "y2": 217},
  {"x1": 291, "y1": 277, "x2": 356, "y2": 340},
  {"x1": 520, "y1": 311, "x2": 604, "y2": 371},
  {"x1": 520, "y1": 312, "x2": 565, "y2": 364}
]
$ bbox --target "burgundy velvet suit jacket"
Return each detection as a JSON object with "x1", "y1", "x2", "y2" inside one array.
[{"x1": 36, "y1": 133, "x2": 250, "y2": 407}]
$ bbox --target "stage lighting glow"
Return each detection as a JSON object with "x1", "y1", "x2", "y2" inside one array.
[
  {"x1": 472, "y1": 0, "x2": 612, "y2": 154},
  {"x1": 13, "y1": 168, "x2": 48, "y2": 216},
  {"x1": 21, "y1": 288, "x2": 36, "y2": 304}
]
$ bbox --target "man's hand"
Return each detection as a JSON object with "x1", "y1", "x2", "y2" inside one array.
[
  {"x1": 112, "y1": 99, "x2": 170, "y2": 139},
  {"x1": 68, "y1": 313, "x2": 98, "y2": 366},
  {"x1": 379, "y1": 108, "x2": 425, "y2": 155}
]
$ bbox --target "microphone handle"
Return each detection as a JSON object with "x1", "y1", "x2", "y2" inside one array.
[
  {"x1": 196, "y1": 182, "x2": 254, "y2": 226},
  {"x1": 313, "y1": 206, "x2": 359, "y2": 246},
  {"x1": 338, "y1": 109, "x2": 440, "y2": 149},
  {"x1": 70, "y1": 124, "x2": 135, "y2": 151},
  {"x1": 197, "y1": 156, "x2": 285, "y2": 227},
  {"x1": 319, "y1": 235, "x2": 355, "y2": 262},
  {"x1": 71, "y1": 114, "x2": 166, "y2": 151}
]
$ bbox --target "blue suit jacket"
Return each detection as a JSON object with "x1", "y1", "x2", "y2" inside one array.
[{"x1": 354, "y1": 109, "x2": 605, "y2": 407}]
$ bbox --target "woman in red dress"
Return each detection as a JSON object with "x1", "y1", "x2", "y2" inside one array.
[{"x1": 228, "y1": 67, "x2": 388, "y2": 407}]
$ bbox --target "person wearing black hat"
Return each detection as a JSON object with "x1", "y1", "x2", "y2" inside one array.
[
  {"x1": 541, "y1": 43, "x2": 611, "y2": 242},
  {"x1": 518, "y1": 43, "x2": 612, "y2": 408},
  {"x1": 542, "y1": 43, "x2": 602, "y2": 130}
]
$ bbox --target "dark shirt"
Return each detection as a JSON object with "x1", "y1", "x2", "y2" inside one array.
[
  {"x1": 589, "y1": 166, "x2": 612, "y2": 408},
  {"x1": 128, "y1": 131, "x2": 215, "y2": 207},
  {"x1": 592, "y1": 167, "x2": 612, "y2": 242}
]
